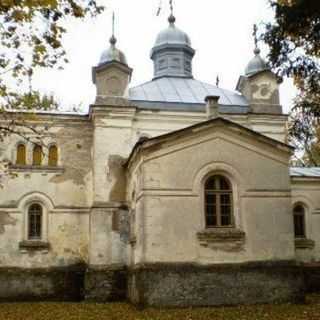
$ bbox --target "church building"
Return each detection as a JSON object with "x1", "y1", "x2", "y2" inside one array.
[{"x1": 0, "y1": 12, "x2": 320, "y2": 306}]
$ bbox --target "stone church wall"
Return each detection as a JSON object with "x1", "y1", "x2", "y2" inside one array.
[
  {"x1": 128, "y1": 128, "x2": 294, "y2": 265},
  {"x1": 291, "y1": 178, "x2": 320, "y2": 262},
  {"x1": 0, "y1": 115, "x2": 92, "y2": 269},
  {"x1": 126, "y1": 123, "x2": 303, "y2": 306}
]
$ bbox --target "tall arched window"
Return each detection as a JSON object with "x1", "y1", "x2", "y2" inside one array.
[
  {"x1": 16, "y1": 144, "x2": 26, "y2": 165},
  {"x1": 48, "y1": 145, "x2": 58, "y2": 166},
  {"x1": 205, "y1": 175, "x2": 233, "y2": 228},
  {"x1": 293, "y1": 204, "x2": 306, "y2": 238},
  {"x1": 28, "y1": 204, "x2": 42, "y2": 240},
  {"x1": 32, "y1": 145, "x2": 42, "y2": 166}
]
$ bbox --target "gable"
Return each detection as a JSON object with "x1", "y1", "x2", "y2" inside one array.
[
  {"x1": 126, "y1": 117, "x2": 292, "y2": 170},
  {"x1": 125, "y1": 118, "x2": 292, "y2": 193}
]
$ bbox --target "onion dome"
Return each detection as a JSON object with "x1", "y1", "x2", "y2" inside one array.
[
  {"x1": 151, "y1": 15, "x2": 195, "y2": 79},
  {"x1": 99, "y1": 35, "x2": 128, "y2": 66},
  {"x1": 154, "y1": 14, "x2": 191, "y2": 47},
  {"x1": 245, "y1": 47, "x2": 270, "y2": 77}
]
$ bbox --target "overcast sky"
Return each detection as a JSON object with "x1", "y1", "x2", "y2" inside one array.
[{"x1": 32, "y1": 0, "x2": 296, "y2": 113}]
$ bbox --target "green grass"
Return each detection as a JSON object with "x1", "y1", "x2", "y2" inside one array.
[{"x1": 0, "y1": 295, "x2": 319, "y2": 320}]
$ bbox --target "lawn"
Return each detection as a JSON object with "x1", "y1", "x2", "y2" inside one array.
[{"x1": 0, "y1": 295, "x2": 319, "y2": 320}]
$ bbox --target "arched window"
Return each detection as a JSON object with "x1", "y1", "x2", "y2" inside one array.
[
  {"x1": 48, "y1": 145, "x2": 58, "y2": 166},
  {"x1": 16, "y1": 144, "x2": 26, "y2": 165},
  {"x1": 205, "y1": 175, "x2": 233, "y2": 228},
  {"x1": 32, "y1": 145, "x2": 42, "y2": 166},
  {"x1": 28, "y1": 204, "x2": 42, "y2": 240},
  {"x1": 293, "y1": 204, "x2": 306, "y2": 238}
]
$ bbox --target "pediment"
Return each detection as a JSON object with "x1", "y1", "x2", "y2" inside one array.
[{"x1": 126, "y1": 117, "x2": 293, "y2": 169}]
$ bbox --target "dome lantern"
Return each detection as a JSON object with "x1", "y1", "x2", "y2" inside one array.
[{"x1": 150, "y1": 14, "x2": 195, "y2": 80}]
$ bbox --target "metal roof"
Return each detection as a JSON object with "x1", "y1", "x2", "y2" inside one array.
[
  {"x1": 245, "y1": 48, "x2": 270, "y2": 77},
  {"x1": 290, "y1": 167, "x2": 320, "y2": 178},
  {"x1": 99, "y1": 36, "x2": 127, "y2": 66},
  {"x1": 153, "y1": 16, "x2": 191, "y2": 48},
  {"x1": 129, "y1": 77, "x2": 249, "y2": 113}
]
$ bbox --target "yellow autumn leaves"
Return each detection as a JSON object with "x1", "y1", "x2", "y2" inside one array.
[{"x1": 0, "y1": 295, "x2": 320, "y2": 320}]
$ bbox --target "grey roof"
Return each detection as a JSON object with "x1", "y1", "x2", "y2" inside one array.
[
  {"x1": 290, "y1": 167, "x2": 320, "y2": 178},
  {"x1": 129, "y1": 77, "x2": 249, "y2": 113},
  {"x1": 99, "y1": 36, "x2": 127, "y2": 66},
  {"x1": 245, "y1": 48, "x2": 270, "y2": 77},
  {"x1": 153, "y1": 16, "x2": 191, "y2": 48}
]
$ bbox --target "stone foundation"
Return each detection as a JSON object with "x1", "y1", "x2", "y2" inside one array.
[
  {"x1": 84, "y1": 265, "x2": 127, "y2": 302},
  {"x1": 128, "y1": 262, "x2": 306, "y2": 307},
  {"x1": 0, "y1": 262, "x2": 317, "y2": 305},
  {"x1": 0, "y1": 264, "x2": 85, "y2": 302},
  {"x1": 304, "y1": 264, "x2": 320, "y2": 293}
]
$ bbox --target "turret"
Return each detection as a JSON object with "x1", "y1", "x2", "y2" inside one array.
[
  {"x1": 236, "y1": 25, "x2": 282, "y2": 114},
  {"x1": 92, "y1": 14, "x2": 132, "y2": 99},
  {"x1": 151, "y1": 14, "x2": 195, "y2": 79}
]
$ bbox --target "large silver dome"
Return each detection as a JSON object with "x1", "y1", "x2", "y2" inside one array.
[
  {"x1": 245, "y1": 48, "x2": 269, "y2": 76},
  {"x1": 99, "y1": 36, "x2": 127, "y2": 66},
  {"x1": 154, "y1": 15, "x2": 191, "y2": 48}
]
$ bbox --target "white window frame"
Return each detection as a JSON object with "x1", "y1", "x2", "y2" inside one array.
[{"x1": 18, "y1": 193, "x2": 52, "y2": 243}]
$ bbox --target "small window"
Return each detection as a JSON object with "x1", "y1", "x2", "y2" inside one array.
[
  {"x1": 185, "y1": 60, "x2": 192, "y2": 72},
  {"x1": 293, "y1": 205, "x2": 306, "y2": 238},
  {"x1": 171, "y1": 58, "x2": 180, "y2": 69},
  {"x1": 28, "y1": 204, "x2": 42, "y2": 240},
  {"x1": 32, "y1": 145, "x2": 42, "y2": 166},
  {"x1": 204, "y1": 175, "x2": 233, "y2": 228},
  {"x1": 48, "y1": 145, "x2": 58, "y2": 166},
  {"x1": 16, "y1": 144, "x2": 26, "y2": 165},
  {"x1": 158, "y1": 59, "x2": 166, "y2": 70}
]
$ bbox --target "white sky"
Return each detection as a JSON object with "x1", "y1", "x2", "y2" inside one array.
[{"x1": 33, "y1": 0, "x2": 296, "y2": 113}]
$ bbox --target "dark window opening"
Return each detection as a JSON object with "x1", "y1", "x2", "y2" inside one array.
[
  {"x1": 293, "y1": 205, "x2": 306, "y2": 238},
  {"x1": 28, "y1": 204, "x2": 42, "y2": 240},
  {"x1": 204, "y1": 175, "x2": 233, "y2": 228}
]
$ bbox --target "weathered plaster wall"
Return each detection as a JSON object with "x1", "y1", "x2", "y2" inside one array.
[
  {"x1": 291, "y1": 178, "x2": 320, "y2": 262},
  {"x1": 0, "y1": 211, "x2": 89, "y2": 268},
  {"x1": 0, "y1": 116, "x2": 92, "y2": 268},
  {"x1": 0, "y1": 100, "x2": 289, "y2": 272},
  {"x1": 127, "y1": 127, "x2": 294, "y2": 265},
  {"x1": 238, "y1": 71, "x2": 282, "y2": 115},
  {"x1": 95, "y1": 65, "x2": 131, "y2": 97},
  {"x1": 0, "y1": 118, "x2": 93, "y2": 207}
]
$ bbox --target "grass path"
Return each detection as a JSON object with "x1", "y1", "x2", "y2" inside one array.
[{"x1": 0, "y1": 295, "x2": 319, "y2": 320}]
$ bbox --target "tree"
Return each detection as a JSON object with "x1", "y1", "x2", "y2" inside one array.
[
  {"x1": 289, "y1": 111, "x2": 320, "y2": 166},
  {"x1": 0, "y1": 1, "x2": 104, "y2": 186},
  {"x1": 0, "y1": 0, "x2": 104, "y2": 133},
  {"x1": 261, "y1": 0, "x2": 320, "y2": 166},
  {"x1": 303, "y1": 126, "x2": 320, "y2": 166}
]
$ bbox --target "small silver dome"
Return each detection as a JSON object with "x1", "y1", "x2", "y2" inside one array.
[
  {"x1": 154, "y1": 15, "x2": 191, "y2": 48},
  {"x1": 245, "y1": 48, "x2": 269, "y2": 76},
  {"x1": 99, "y1": 36, "x2": 128, "y2": 66}
]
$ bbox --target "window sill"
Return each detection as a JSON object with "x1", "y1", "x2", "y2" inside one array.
[
  {"x1": 10, "y1": 165, "x2": 64, "y2": 173},
  {"x1": 19, "y1": 240, "x2": 50, "y2": 251},
  {"x1": 295, "y1": 238, "x2": 315, "y2": 249},
  {"x1": 197, "y1": 228, "x2": 246, "y2": 252}
]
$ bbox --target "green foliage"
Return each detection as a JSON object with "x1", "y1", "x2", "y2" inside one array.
[
  {"x1": 0, "y1": 295, "x2": 319, "y2": 320},
  {"x1": 262, "y1": 0, "x2": 320, "y2": 166},
  {"x1": 303, "y1": 126, "x2": 320, "y2": 166}
]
